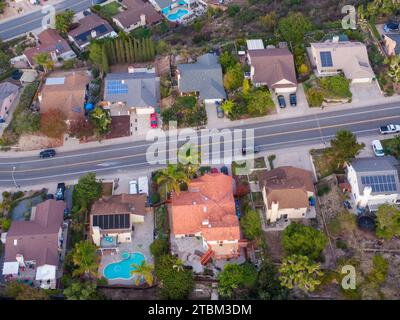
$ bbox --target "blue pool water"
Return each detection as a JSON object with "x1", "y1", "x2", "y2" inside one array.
[
  {"x1": 167, "y1": 9, "x2": 189, "y2": 21},
  {"x1": 103, "y1": 252, "x2": 145, "y2": 280}
]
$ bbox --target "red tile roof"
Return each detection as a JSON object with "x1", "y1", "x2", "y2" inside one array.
[{"x1": 171, "y1": 173, "x2": 240, "y2": 242}]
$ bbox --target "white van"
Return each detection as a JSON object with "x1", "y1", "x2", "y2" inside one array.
[
  {"x1": 138, "y1": 176, "x2": 149, "y2": 195},
  {"x1": 372, "y1": 140, "x2": 385, "y2": 157},
  {"x1": 129, "y1": 180, "x2": 138, "y2": 194}
]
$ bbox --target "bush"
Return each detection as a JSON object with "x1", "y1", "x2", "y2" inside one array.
[
  {"x1": 335, "y1": 238, "x2": 347, "y2": 250},
  {"x1": 306, "y1": 87, "x2": 324, "y2": 107},
  {"x1": 0, "y1": 218, "x2": 11, "y2": 231},
  {"x1": 150, "y1": 239, "x2": 169, "y2": 259},
  {"x1": 320, "y1": 75, "x2": 352, "y2": 99},
  {"x1": 317, "y1": 183, "x2": 331, "y2": 196}
]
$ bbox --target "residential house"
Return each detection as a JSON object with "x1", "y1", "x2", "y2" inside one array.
[
  {"x1": 177, "y1": 53, "x2": 226, "y2": 103},
  {"x1": 247, "y1": 48, "x2": 298, "y2": 94},
  {"x1": 149, "y1": 0, "x2": 189, "y2": 14},
  {"x1": 0, "y1": 82, "x2": 19, "y2": 122},
  {"x1": 259, "y1": 166, "x2": 316, "y2": 225},
  {"x1": 19, "y1": 69, "x2": 38, "y2": 84},
  {"x1": 171, "y1": 173, "x2": 241, "y2": 264},
  {"x1": 346, "y1": 156, "x2": 400, "y2": 211},
  {"x1": 383, "y1": 33, "x2": 400, "y2": 56},
  {"x1": 309, "y1": 38, "x2": 375, "y2": 83},
  {"x1": 113, "y1": 0, "x2": 163, "y2": 32},
  {"x1": 90, "y1": 194, "x2": 148, "y2": 253},
  {"x1": 23, "y1": 29, "x2": 76, "y2": 68},
  {"x1": 1, "y1": 199, "x2": 66, "y2": 289},
  {"x1": 38, "y1": 70, "x2": 91, "y2": 123},
  {"x1": 68, "y1": 14, "x2": 117, "y2": 50}
]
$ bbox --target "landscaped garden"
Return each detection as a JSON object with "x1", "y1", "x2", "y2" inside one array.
[
  {"x1": 95, "y1": 2, "x2": 121, "y2": 19},
  {"x1": 304, "y1": 75, "x2": 352, "y2": 107},
  {"x1": 161, "y1": 96, "x2": 207, "y2": 129}
]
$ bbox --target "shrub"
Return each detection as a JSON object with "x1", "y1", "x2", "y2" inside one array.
[
  {"x1": 306, "y1": 87, "x2": 324, "y2": 107},
  {"x1": 150, "y1": 239, "x2": 169, "y2": 259},
  {"x1": 317, "y1": 183, "x2": 331, "y2": 196},
  {"x1": 320, "y1": 75, "x2": 352, "y2": 98}
]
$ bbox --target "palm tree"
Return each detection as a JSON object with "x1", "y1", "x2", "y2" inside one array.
[
  {"x1": 33, "y1": 52, "x2": 54, "y2": 72},
  {"x1": 130, "y1": 261, "x2": 154, "y2": 286},
  {"x1": 386, "y1": 54, "x2": 400, "y2": 84},
  {"x1": 72, "y1": 241, "x2": 100, "y2": 278},
  {"x1": 178, "y1": 144, "x2": 200, "y2": 178},
  {"x1": 90, "y1": 107, "x2": 111, "y2": 135},
  {"x1": 156, "y1": 164, "x2": 189, "y2": 199}
]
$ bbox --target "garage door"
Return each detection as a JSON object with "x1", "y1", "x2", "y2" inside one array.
[
  {"x1": 351, "y1": 78, "x2": 372, "y2": 84},
  {"x1": 275, "y1": 87, "x2": 297, "y2": 94},
  {"x1": 204, "y1": 99, "x2": 223, "y2": 104}
]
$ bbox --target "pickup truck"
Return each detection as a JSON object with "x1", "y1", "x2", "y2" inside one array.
[{"x1": 379, "y1": 124, "x2": 400, "y2": 134}]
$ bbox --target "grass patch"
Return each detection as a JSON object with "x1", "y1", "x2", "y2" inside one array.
[
  {"x1": 317, "y1": 182, "x2": 331, "y2": 196},
  {"x1": 310, "y1": 148, "x2": 337, "y2": 179},
  {"x1": 98, "y1": 2, "x2": 121, "y2": 19},
  {"x1": 327, "y1": 211, "x2": 357, "y2": 237},
  {"x1": 381, "y1": 137, "x2": 400, "y2": 159}
]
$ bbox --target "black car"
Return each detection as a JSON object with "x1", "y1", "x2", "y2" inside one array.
[
  {"x1": 55, "y1": 183, "x2": 66, "y2": 201},
  {"x1": 216, "y1": 102, "x2": 224, "y2": 118},
  {"x1": 289, "y1": 94, "x2": 297, "y2": 106},
  {"x1": 384, "y1": 22, "x2": 399, "y2": 33},
  {"x1": 278, "y1": 95, "x2": 286, "y2": 108},
  {"x1": 220, "y1": 166, "x2": 229, "y2": 175},
  {"x1": 39, "y1": 149, "x2": 56, "y2": 158}
]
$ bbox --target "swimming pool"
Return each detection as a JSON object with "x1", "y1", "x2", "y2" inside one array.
[
  {"x1": 167, "y1": 9, "x2": 189, "y2": 22},
  {"x1": 103, "y1": 252, "x2": 145, "y2": 280}
]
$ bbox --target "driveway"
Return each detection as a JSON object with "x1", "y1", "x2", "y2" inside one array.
[
  {"x1": 205, "y1": 102, "x2": 231, "y2": 129},
  {"x1": 350, "y1": 81, "x2": 382, "y2": 104},
  {"x1": 272, "y1": 85, "x2": 309, "y2": 117}
]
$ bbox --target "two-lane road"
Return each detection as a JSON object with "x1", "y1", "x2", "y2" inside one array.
[
  {"x1": 0, "y1": 102, "x2": 399, "y2": 187},
  {"x1": 0, "y1": 0, "x2": 93, "y2": 40}
]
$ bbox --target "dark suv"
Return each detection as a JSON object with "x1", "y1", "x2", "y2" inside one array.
[
  {"x1": 55, "y1": 183, "x2": 66, "y2": 201},
  {"x1": 39, "y1": 149, "x2": 56, "y2": 158},
  {"x1": 278, "y1": 95, "x2": 286, "y2": 108},
  {"x1": 289, "y1": 94, "x2": 297, "y2": 106}
]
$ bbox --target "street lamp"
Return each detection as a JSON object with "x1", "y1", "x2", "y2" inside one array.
[{"x1": 12, "y1": 166, "x2": 20, "y2": 190}]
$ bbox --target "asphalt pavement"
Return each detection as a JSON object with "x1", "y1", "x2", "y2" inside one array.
[
  {"x1": 0, "y1": 0, "x2": 93, "y2": 40},
  {"x1": 0, "y1": 102, "x2": 399, "y2": 187}
]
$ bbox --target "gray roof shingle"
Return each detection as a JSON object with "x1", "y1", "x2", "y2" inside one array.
[
  {"x1": 0, "y1": 82, "x2": 19, "y2": 103},
  {"x1": 177, "y1": 53, "x2": 226, "y2": 101},
  {"x1": 104, "y1": 71, "x2": 160, "y2": 108}
]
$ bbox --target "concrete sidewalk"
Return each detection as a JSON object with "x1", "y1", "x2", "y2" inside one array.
[{"x1": 1, "y1": 94, "x2": 400, "y2": 158}]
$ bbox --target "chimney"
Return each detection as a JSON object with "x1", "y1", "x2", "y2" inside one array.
[
  {"x1": 91, "y1": 30, "x2": 97, "y2": 39},
  {"x1": 128, "y1": 66, "x2": 135, "y2": 74},
  {"x1": 140, "y1": 14, "x2": 146, "y2": 26}
]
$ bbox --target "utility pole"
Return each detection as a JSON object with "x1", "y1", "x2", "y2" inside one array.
[{"x1": 12, "y1": 166, "x2": 20, "y2": 190}]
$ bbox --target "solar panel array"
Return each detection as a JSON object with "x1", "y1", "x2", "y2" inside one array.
[
  {"x1": 360, "y1": 175, "x2": 397, "y2": 193},
  {"x1": 107, "y1": 80, "x2": 128, "y2": 95},
  {"x1": 320, "y1": 51, "x2": 333, "y2": 67},
  {"x1": 55, "y1": 42, "x2": 64, "y2": 52},
  {"x1": 93, "y1": 214, "x2": 130, "y2": 230}
]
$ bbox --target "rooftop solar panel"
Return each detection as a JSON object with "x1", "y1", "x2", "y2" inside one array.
[
  {"x1": 320, "y1": 51, "x2": 333, "y2": 67},
  {"x1": 360, "y1": 174, "x2": 397, "y2": 193},
  {"x1": 92, "y1": 214, "x2": 130, "y2": 230}
]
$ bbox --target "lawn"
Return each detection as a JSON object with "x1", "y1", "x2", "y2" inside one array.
[
  {"x1": 98, "y1": 2, "x2": 121, "y2": 19},
  {"x1": 381, "y1": 137, "x2": 400, "y2": 159},
  {"x1": 310, "y1": 148, "x2": 344, "y2": 179}
]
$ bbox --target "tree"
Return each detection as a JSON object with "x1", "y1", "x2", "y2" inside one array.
[
  {"x1": 223, "y1": 63, "x2": 243, "y2": 91},
  {"x1": 33, "y1": 52, "x2": 54, "y2": 72},
  {"x1": 386, "y1": 54, "x2": 400, "y2": 83},
  {"x1": 278, "y1": 12, "x2": 312, "y2": 48},
  {"x1": 40, "y1": 109, "x2": 67, "y2": 138},
  {"x1": 4, "y1": 282, "x2": 49, "y2": 300},
  {"x1": 246, "y1": 89, "x2": 274, "y2": 116},
  {"x1": 156, "y1": 164, "x2": 189, "y2": 199},
  {"x1": 282, "y1": 223, "x2": 327, "y2": 261},
  {"x1": 55, "y1": 9, "x2": 74, "y2": 34},
  {"x1": 258, "y1": 11, "x2": 277, "y2": 32},
  {"x1": 257, "y1": 260, "x2": 289, "y2": 300},
  {"x1": 63, "y1": 281, "x2": 99, "y2": 300},
  {"x1": 240, "y1": 210, "x2": 262, "y2": 241},
  {"x1": 242, "y1": 78, "x2": 250, "y2": 96},
  {"x1": 90, "y1": 106, "x2": 111, "y2": 136},
  {"x1": 219, "y1": 51, "x2": 237, "y2": 73},
  {"x1": 89, "y1": 42, "x2": 103, "y2": 69},
  {"x1": 71, "y1": 241, "x2": 100, "y2": 278},
  {"x1": 279, "y1": 254, "x2": 323, "y2": 292},
  {"x1": 74, "y1": 172, "x2": 102, "y2": 206},
  {"x1": 217, "y1": 263, "x2": 258, "y2": 298},
  {"x1": 375, "y1": 204, "x2": 400, "y2": 240},
  {"x1": 150, "y1": 239, "x2": 169, "y2": 259},
  {"x1": 131, "y1": 261, "x2": 154, "y2": 286},
  {"x1": 101, "y1": 44, "x2": 109, "y2": 74},
  {"x1": 368, "y1": 255, "x2": 389, "y2": 286},
  {"x1": 0, "y1": 49, "x2": 10, "y2": 72},
  {"x1": 155, "y1": 255, "x2": 194, "y2": 299},
  {"x1": 326, "y1": 130, "x2": 365, "y2": 169},
  {"x1": 306, "y1": 87, "x2": 324, "y2": 107}
]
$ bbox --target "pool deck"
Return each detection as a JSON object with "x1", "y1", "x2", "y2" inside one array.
[{"x1": 98, "y1": 210, "x2": 154, "y2": 286}]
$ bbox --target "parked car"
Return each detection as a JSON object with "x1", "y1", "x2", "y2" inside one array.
[
  {"x1": 278, "y1": 95, "x2": 286, "y2": 108},
  {"x1": 379, "y1": 124, "x2": 400, "y2": 134},
  {"x1": 216, "y1": 102, "x2": 224, "y2": 118},
  {"x1": 384, "y1": 22, "x2": 399, "y2": 33},
  {"x1": 129, "y1": 180, "x2": 139, "y2": 194},
  {"x1": 39, "y1": 149, "x2": 56, "y2": 158},
  {"x1": 372, "y1": 140, "x2": 385, "y2": 157},
  {"x1": 55, "y1": 183, "x2": 66, "y2": 201},
  {"x1": 242, "y1": 146, "x2": 261, "y2": 155},
  {"x1": 289, "y1": 94, "x2": 297, "y2": 106},
  {"x1": 343, "y1": 200, "x2": 352, "y2": 210},
  {"x1": 211, "y1": 168, "x2": 219, "y2": 173},
  {"x1": 150, "y1": 113, "x2": 158, "y2": 128},
  {"x1": 83, "y1": 9, "x2": 91, "y2": 16}
]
